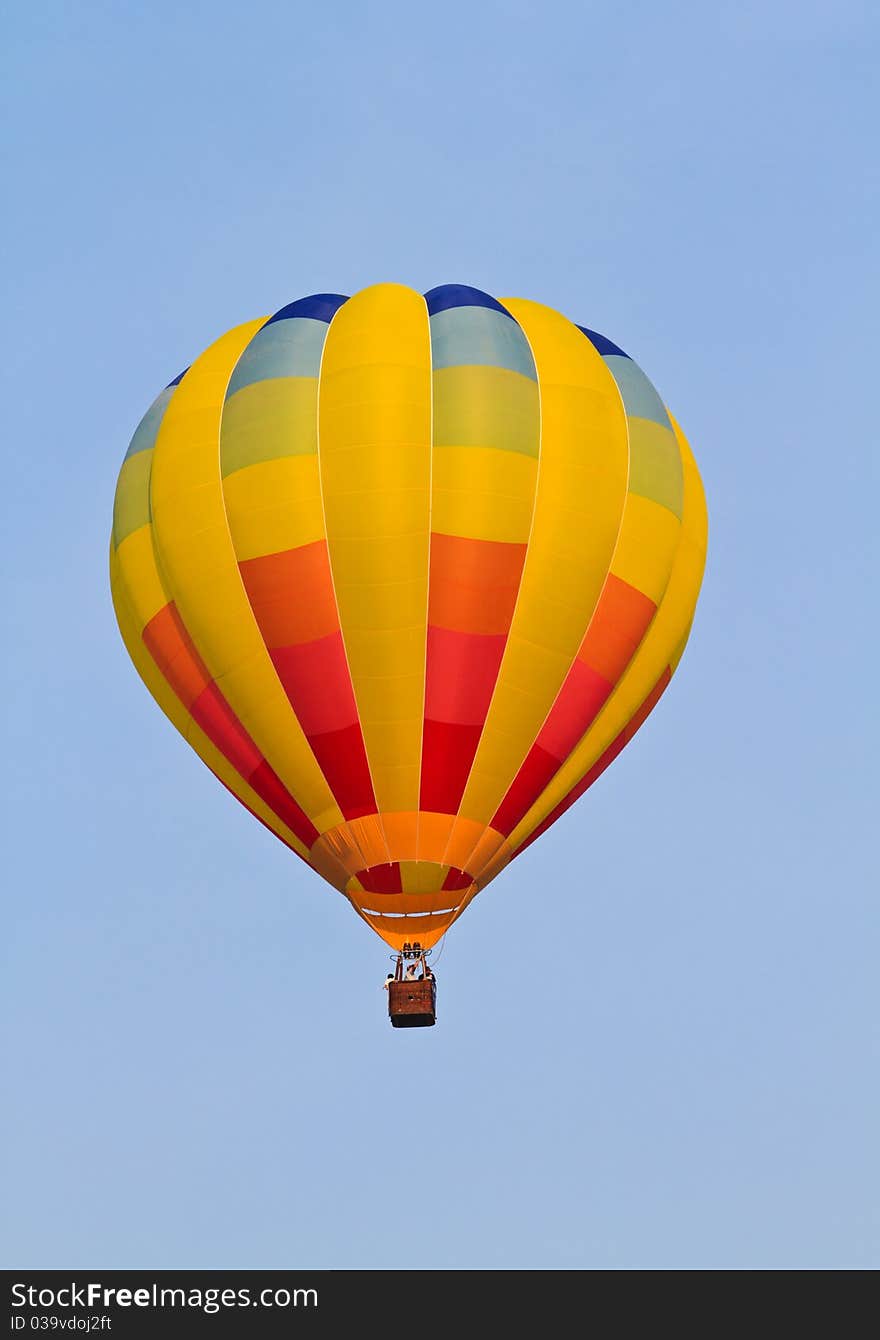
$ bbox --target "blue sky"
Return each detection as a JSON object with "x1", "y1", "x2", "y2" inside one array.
[{"x1": 3, "y1": 1, "x2": 877, "y2": 1268}]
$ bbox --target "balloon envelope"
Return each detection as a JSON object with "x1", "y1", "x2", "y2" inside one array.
[{"x1": 111, "y1": 284, "x2": 707, "y2": 949}]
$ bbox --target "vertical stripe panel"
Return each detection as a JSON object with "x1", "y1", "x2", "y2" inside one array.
[
  {"x1": 220, "y1": 298, "x2": 378, "y2": 825},
  {"x1": 455, "y1": 298, "x2": 630, "y2": 842},
  {"x1": 148, "y1": 320, "x2": 345, "y2": 835},
  {"x1": 317, "y1": 283, "x2": 433, "y2": 815},
  {"x1": 421, "y1": 287, "x2": 539, "y2": 830},
  {"x1": 486, "y1": 321, "x2": 687, "y2": 841},
  {"x1": 482, "y1": 413, "x2": 708, "y2": 873},
  {"x1": 110, "y1": 386, "x2": 326, "y2": 854}
]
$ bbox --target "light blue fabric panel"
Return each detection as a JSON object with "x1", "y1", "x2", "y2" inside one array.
[
  {"x1": 226, "y1": 317, "x2": 329, "y2": 398},
  {"x1": 123, "y1": 386, "x2": 175, "y2": 461},
  {"x1": 429, "y1": 305, "x2": 537, "y2": 381},
  {"x1": 605, "y1": 355, "x2": 671, "y2": 429}
]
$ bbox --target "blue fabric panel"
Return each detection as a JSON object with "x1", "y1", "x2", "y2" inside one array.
[
  {"x1": 577, "y1": 326, "x2": 630, "y2": 359},
  {"x1": 266, "y1": 294, "x2": 348, "y2": 325},
  {"x1": 424, "y1": 284, "x2": 512, "y2": 319}
]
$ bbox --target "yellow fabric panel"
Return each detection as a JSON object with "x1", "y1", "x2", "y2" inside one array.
[
  {"x1": 219, "y1": 377, "x2": 318, "y2": 477},
  {"x1": 113, "y1": 524, "x2": 171, "y2": 631},
  {"x1": 501, "y1": 411, "x2": 708, "y2": 859},
  {"x1": 321, "y1": 532, "x2": 424, "y2": 585},
  {"x1": 610, "y1": 493, "x2": 681, "y2": 603},
  {"x1": 666, "y1": 411, "x2": 708, "y2": 678},
  {"x1": 432, "y1": 365, "x2": 539, "y2": 456},
  {"x1": 398, "y1": 862, "x2": 448, "y2": 895},
  {"x1": 456, "y1": 297, "x2": 630, "y2": 827},
  {"x1": 431, "y1": 445, "x2": 537, "y2": 542},
  {"x1": 148, "y1": 319, "x2": 344, "y2": 835},
  {"x1": 318, "y1": 283, "x2": 432, "y2": 814},
  {"x1": 320, "y1": 440, "x2": 429, "y2": 496},
  {"x1": 324, "y1": 550, "x2": 425, "y2": 629},
  {"x1": 222, "y1": 456, "x2": 324, "y2": 559},
  {"x1": 109, "y1": 545, "x2": 325, "y2": 871},
  {"x1": 669, "y1": 618, "x2": 695, "y2": 672}
]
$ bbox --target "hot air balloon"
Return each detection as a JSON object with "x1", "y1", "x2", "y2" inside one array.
[{"x1": 110, "y1": 283, "x2": 707, "y2": 1027}]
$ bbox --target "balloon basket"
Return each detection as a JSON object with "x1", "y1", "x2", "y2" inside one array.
[
  {"x1": 387, "y1": 941, "x2": 437, "y2": 1027},
  {"x1": 388, "y1": 978, "x2": 437, "y2": 1028}
]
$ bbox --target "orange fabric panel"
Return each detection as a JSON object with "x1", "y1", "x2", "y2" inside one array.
[
  {"x1": 238, "y1": 541, "x2": 339, "y2": 647},
  {"x1": 358, "y1": 910, "x2": 460, "y2": 951},
  {"x1": 142, "y1": 603, "x2": 211, "y2": 710},
  {"x1": 350, "y1": 890, "x2": 464, "y2": 916},
  {"x1": 416, "y1": 811, "x2": 457, "y2": 861},
  {"x1": 428, "y1": 532, "x2": 527, "y2": 635},
  {"x1": 576, "y1": 573, "x2": 657, "y2": 683},
  {"x1": 381, "y1": 811, "x2": 420, "y2": 852}
]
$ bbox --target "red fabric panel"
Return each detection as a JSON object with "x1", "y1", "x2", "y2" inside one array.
[
  {"x1": 442, "y1": 865, "x2": 475, "y2": 893},
  {"x1": 516, "y1": 668, "x2": 672, "y2": 856},
  {"x1": 355, "y1": 864, "x2": 403, "y2": 895},
  {"x1": 245, "y1": 760, "x2": 319, "y2": 848},
  {"x1": 420, "y1": 719, "x2": 484, "y2": 814},
  {"x1": 307, "y1": 723, "x2": 376, "y2": 820},
  {"x1": 535, "y1": 659, "x2": 614, "y2": 761},
  {"x1": 424, "y1": 626, "x2": 506, "y2": 725},
  {"x1": 490, "y1": 663, "x2": 613, "y2": 837},
  {"x1": 271, "y1": 631, "x2": 358, "y2": 735},
  {"x1": 491, "y1": 744, "x2": 558, "y2": 836},
  {"x1": 418, "y1": 534, "x2": 528, "y2": 816},
  {"x1": 189, "y1": 683, "x2": 264, "y2": 779}
]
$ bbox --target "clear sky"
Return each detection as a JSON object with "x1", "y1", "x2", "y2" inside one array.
[{"x1": 3, "y1": 1, "x2": 877, "y2": 1269}]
